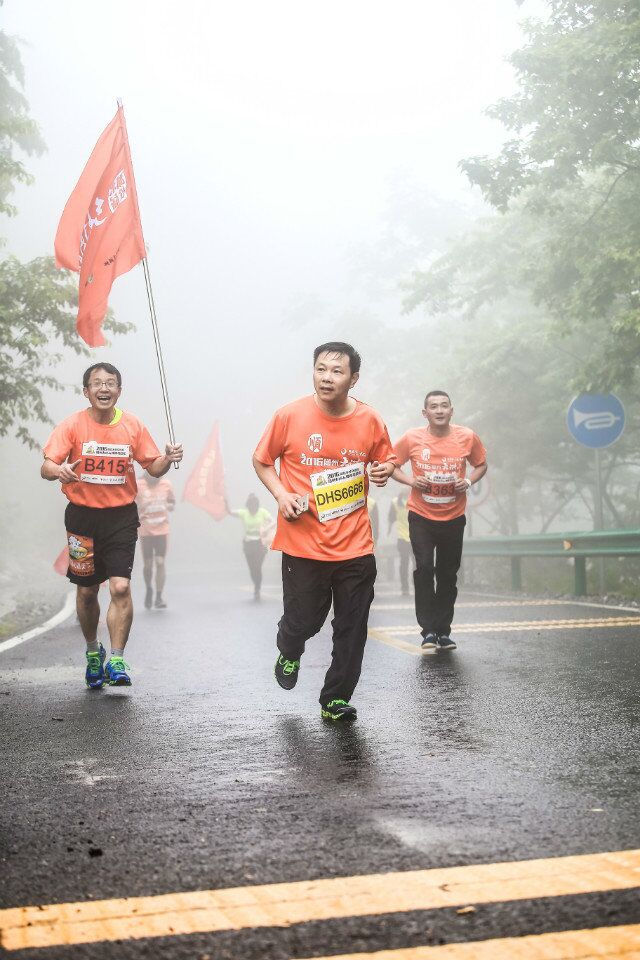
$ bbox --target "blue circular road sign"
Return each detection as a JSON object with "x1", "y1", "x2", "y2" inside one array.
[{"x1": 567, "y1": 393, "x2": 625, "y2": 449}]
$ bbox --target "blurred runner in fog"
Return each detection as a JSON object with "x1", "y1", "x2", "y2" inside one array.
[
  {"x1": 387, "y1": 489, "x2": 412, "y2": 596},
  {"x1": 367, "y1": 496, "x2": 379, "y2": 545},
  {"x1": 392, "y1": 390, "x2": 486, "y2": 652},
  {"x1": 225, "y1": 494, "x2": 274, "y2": 601},
  {"x1": 41, "y1": 363, "x2": 183, "y2": 689},
  {"x1": 137, "y1": 474, "x2": 175, "y2": 610},
  {"x1": 253, "y1": 341, "x2": 396, "y2": 723}
]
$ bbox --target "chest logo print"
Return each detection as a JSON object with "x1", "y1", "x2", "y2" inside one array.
[
  {"x1": 422, "y1": 447, "x2": 431, "y2": 461},
  {"x1": 308, "y1": 433, "x2": 323, "y2": 453}
]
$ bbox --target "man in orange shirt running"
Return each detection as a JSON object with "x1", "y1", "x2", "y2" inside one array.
[
  {"x1": 41, "y1": 363, "x2": 183, "y2": 688},
  {"x1": 253, "y1": 342, "x2": 396, "y2": 722},
  {"x1": 393, "y1": 390, "x2": 487, "y2": 651}
]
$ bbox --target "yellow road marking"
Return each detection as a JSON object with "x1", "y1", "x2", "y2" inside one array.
[
  {"x1": 300, "y1": 923, "x2": 640, "y2": 959},
  {"x1": 1, "y1": 850, "x2": 639, "y2": 950},
  {"x1": 373, "y1": 618, "x2": 640, "y2": 638},
  {"x1": 372, "y1": 600, "x2": 576, "y2": 610},
  {"x1": 368, "y1": 628, "x2": 433, "y2": 656}
]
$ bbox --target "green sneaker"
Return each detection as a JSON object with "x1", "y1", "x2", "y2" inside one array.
[
  {"x1": 105, "y1": 656, "x2": 132, "y2": 686},
  {"x1": 85, "y1": 643, "x2": 106, "y2": 689},
  {"x1": 321, "y1": 699, "x2": 357, "y2": 722},
  {"x1": 274, "y1": 654, "x2": 300, "y2": 690}
]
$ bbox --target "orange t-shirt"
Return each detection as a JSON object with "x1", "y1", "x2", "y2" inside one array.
[
  {"x1": 253, "y1": 395, "x2": 397, "y2": 561},
  {"x1": 394, "y1": 424, "x2": 487, "y2": 522},
  {"x1": 43, "y1": 408, "x2": 161, "y2": 508},
  {"x1": 136, "y1": 476, "x2": 175, "y2": 536}
]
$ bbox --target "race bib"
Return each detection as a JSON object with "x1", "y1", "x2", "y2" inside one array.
[
  {"x1": 421, "y1": 471, "x2": 458, "y2": 505},
  {"x1": 80, "y1": 441, "x2": 130, "y2": 485},
  {"x1": 310, "y1": 462, "x2": 366, "y2": 523}
]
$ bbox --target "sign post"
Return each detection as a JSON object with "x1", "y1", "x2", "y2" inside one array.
[{"x1": 567, "y1": 393, "x2": 625, "y2": 593}]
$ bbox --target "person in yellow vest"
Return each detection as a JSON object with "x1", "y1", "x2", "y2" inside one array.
[
  {"x1": 388, "y1": 489, "x2": 411, "y2": 596},
  {"x1": 226, "y1": 494, "x2": 274, "y2": 600}
]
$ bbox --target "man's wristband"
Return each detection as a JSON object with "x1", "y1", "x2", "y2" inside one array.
[{"x1": 464, "y1": 478, "x2": 472, "y2": 489}]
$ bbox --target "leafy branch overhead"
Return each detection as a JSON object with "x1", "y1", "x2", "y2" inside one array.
[
  {"x1": 0, "y1": 22, "x2": 133, "y2": 447},
  {"x1": 406, "y1": 0, "x2": 640, "y2": 389}
]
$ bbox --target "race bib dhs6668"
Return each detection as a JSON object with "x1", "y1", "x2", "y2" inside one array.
[{"x1": 310, "y1": 462, "x2": 366, "y2": 523}]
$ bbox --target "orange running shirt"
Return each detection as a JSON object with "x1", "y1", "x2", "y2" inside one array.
[
  {"x1": 136, "y1": 477, "x2": 175, "y2": 536},
  {"x1": 394, "y1": 424, "x2": 487, "y2": 522},
  {"x1": 43, "y1": 408, "x2": 161, "y2": 508},
  {"x1": 253, "y1": 395, "x2": 396, "y2": 561}
]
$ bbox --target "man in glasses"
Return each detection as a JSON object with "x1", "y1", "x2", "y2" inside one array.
[{"x1": 41, "y1": 363, "x2": 183, "y2": 689}]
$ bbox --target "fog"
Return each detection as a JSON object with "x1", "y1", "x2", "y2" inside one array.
[{"x1": 2, "y1": 0, "x2": 550, "y2": 598}]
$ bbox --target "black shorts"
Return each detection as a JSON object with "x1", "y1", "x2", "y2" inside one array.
[
  {"x1": 140, "y1": 535, "x2": 168, "y2": 560},
  {"x1": 63, "y1": 502, "x2": 139, "y2": 587}
]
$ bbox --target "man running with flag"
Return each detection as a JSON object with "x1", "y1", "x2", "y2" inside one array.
[{"x1": 41, "y1": 363, "x2": 183, "y2": 688}]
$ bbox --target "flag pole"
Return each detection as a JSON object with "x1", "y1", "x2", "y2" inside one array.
[{"x1": 117, "y1": 98, "x2": 178, "y2": 468}]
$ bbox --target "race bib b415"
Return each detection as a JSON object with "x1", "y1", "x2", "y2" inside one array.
[{"x1": 80, "y1": 441, "x2": 130, "y2": 485}]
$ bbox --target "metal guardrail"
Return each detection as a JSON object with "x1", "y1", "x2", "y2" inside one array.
[{"x1": 464, "y1": 529, "x2": 640, "y2": 595}]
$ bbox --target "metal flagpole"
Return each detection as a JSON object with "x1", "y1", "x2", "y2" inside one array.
[{"x1": 117, "y1": 98, "x2": 178, "y2": 468}]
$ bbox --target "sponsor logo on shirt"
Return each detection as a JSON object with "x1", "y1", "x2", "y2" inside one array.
[
  {"x1": 422, "y1": 447, "x2": 431, "y2": 461},
  {"x1": 300, "y1": 454, "x2": 340, "y2": 467},
  {"x1": 308, "y1": 433, "x2": 323, "y2": 453}
]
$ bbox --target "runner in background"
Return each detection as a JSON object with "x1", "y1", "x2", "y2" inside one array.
[
  {"x1": 387, "y1": 489, "x2": 411, "y2": 596},
  {"x1": 136, "y1": 474, "x2": 176, "y2": 610},
  {"x1": 253, "y1": 341, "x2": 396, "y2": 722},
  {"x1": 225, "y1": 494, "x2": 274, "y2": 601},
  {"x1": 367, "y1": 496, "x2": 379, "y2": 546},
  {"x1": 392, "y1": 390, "x2": 486, "y2": 652},
  {"x1": 41, "y1": 363, "x2": 183, "y2": 688}
]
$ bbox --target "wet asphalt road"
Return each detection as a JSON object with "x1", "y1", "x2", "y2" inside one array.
[{"x1": 1, "y1": 558, "x2": 639, "y2": 958}]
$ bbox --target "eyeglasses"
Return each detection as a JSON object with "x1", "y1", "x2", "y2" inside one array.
[{"x1": 88, "y1": 379, "x2": 119, "y2": 389}]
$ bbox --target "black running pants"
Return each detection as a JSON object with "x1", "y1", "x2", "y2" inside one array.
[
  {"x1": 408, "y1": 511, "x2": 466, "y2": 637},
  {"x1": 276, "y1": 552, "x2": 376, "y2": 706},
  {"x1": 243, "y1": 539, "x2": 266, "y2": 591}
]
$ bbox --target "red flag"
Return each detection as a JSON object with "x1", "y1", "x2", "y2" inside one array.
[
  {"x1": 53, "y1": 546, "x2": 68, "y2": 576},
  {"x1": 183, "y1": 422, "x2": 227, "y2": 520},
  {"x1": 55, "y1": 106, "x2": 146, "y2": 347}
]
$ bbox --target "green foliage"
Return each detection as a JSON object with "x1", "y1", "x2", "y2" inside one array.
[
  {"x1": 0, "y1": 17, "x2": 133, "y2": 447},
  {"x1": 453, "y1": 0, "x2": 640, "y2": 385},
  {"x1": 0, "y1": 16, "x2": 45, "y2": 217},
  {"x1": 0, "y1": 256, "x2": 132, "y2": 446}
]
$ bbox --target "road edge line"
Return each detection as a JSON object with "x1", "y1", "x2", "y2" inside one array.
[{"x1": 0, "y1": 591, "x2": 75, "y2": 654}]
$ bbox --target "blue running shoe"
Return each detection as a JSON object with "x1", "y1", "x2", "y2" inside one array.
[
  {"x1": 85, "y1": 643, "x2": 106, "y2": 689},
  {"x1": 105, "y1": 655, "x2": 132, "y2": 686}
]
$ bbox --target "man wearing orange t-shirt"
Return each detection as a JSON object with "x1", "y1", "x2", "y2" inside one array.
[
  {"x1": 136, "y1": 475, "x2": 176, "y2": 610},
  {"x1": 41, "y1": 363, "x2": 183, "y2": 689},
  {"x1": 253, "y1": 342, "x2": 396, "y2": 722},
  {"x1": 393, "y1": 391, "x2": 487, "y2": 652}
]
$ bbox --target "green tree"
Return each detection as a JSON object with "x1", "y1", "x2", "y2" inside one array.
[
  {"x1": 458, "y1": 0, "x2": 640, "y2": 385},
  {"x1": 0, "y1": 11, "x2": 131, "y2": 447}
]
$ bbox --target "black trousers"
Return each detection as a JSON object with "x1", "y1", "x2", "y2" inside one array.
[
  {"x1": 277, "y1": 552, "x2": 376, "y2": 706},
  {"x1": 243, "y1": 539, "x2": 266, "y2": 591},
  {"x1": 408, "y1": 511, "x2": 466, "y2": 637},
  {"x1": 397, "y1": 539, "x2": 412, "y2": 593}
]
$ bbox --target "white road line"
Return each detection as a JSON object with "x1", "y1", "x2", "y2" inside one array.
[{"x1": 0, "y1": 592, "x2": 75, "y2": 654}]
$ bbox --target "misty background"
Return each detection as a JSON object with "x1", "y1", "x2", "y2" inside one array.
[{"x1": 4, "y1": 0, "x2": 637, "y2": 608}]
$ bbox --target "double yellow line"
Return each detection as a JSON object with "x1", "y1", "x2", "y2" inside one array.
[{"x1": 1, "y1": 849, "x2": 639, "y2": 952}]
